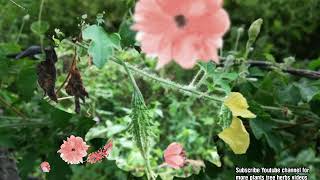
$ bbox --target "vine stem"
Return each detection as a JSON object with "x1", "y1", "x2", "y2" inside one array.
[
  {"x1": 188, "y1": 69, "x2": 204, "y2": 87},
  {"x1": 234, "y1": 28, "x2": 243, "y2": 51},
  {"x1": 38, "y1": 0, "x2": 45, "y2": 50},
  {"x1": 112, "y1": 58, "x2": 224, "y2": 102},
  {"x1": 9, "y1": 0, "x2": 26, "y2": 10},
  {"x1": 195, "y1": 71, "x2": 207, "y2": 88},
  {"x1": 117, "y1": 58, "x2": 155, "y2": 180},
  {"x1": 117, "y1": 58, "x2": 141, "y2": 96},
  {"x1": 16, "y1": 18, "x2": 26, "y2": 43}
]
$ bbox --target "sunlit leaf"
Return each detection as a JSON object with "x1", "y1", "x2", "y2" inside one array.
[
  {"x1": 218, "y1": 117, "x2": 250, "y2": 154},
  {"x1": 204, "y1": 147, "x2": 221, "y2": 167},
  {"x1": 224, "y1": 92, "x2": 256, "y2": 118}
]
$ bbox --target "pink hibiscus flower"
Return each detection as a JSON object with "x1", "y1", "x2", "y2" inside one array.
[
  {"x1": 40, "y1": 161, "x2": 50, "y2": 173},
  {"x1": 164, "y1": 142, "x2": 186, "y2": 169},
  {"x1": 57, "y1": 135, "x2": 89, "y2": 164},
  {"x1": 87, "y1": 140, "x2": 113, "y2": 164},
  {"x1": 132, "y1": 0, "x2": 230, "y2": 69}
]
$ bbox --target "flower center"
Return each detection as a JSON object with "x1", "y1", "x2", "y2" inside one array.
[
  {"x1": 71, "y1": 148, "x2": 76, "y2": 151},
  {"x1": 174, "y1": 14, "x2": 187, "y2": 28}
]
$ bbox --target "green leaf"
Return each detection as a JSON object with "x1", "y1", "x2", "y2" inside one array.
[
  {"x1": 85, "y1": 121, "x2": 126, "y2": 141},
  {"x1": 0, "y1": 59, "x2": 9, "y2": 78},
  {"x1": 310, "y1": 94, "x2": 320, "y2": 116},
  {"x1": 204, "y1": 147, "x2": 221, "y2": 167},
  {"x1": 85, "y1": 125, "x2": 108, "y2": 141},
  {"x1": 47, "y1": 153, "x2": 72, "y2": 180},
  {"x1": 31, "y1": 21, "x2": 49, "y2": 35},
  {"x1": 119, "y1": 20, "x2": 136, "y2": 47},
  {"x1": 294, "y1": 80, "x2": 318, "y2": 102},
  {"x1": 217, "y1": 105, "x2": 233, "y2": 130},
  {"x1": 308, "y1": 58, "x2": 320, "y2": 70},
  {"x1": 16, "y1": 62, "x2": 37, "y2": 101},
  {"x1": 82, "y1": 25, "x2": 118, "y2": 68},
  {"x1": 109, "y1": 33, "x2": 121, "y2": 48},
  {"x1": 0, "y1": 130, "x2": 16, "y2": 148},
  {"x1": 199, "y1": 61, "x2": 216, "y2": 75},
  {"x1": 276, "y1": 84, "x2": 301, "y2": 105},
  {"x1": 247, "y1": 18, "x2": 263, "y2": 45},
  {"x1": 18, "y1": 151, "x2": 38, "y2": 179},
  {"x1": 249, "y1": 103, "x2": 282, "y2": 153}
]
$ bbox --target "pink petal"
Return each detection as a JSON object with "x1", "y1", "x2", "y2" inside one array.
[
  {"x1": 132, "y1": 0, "x2": 230, "y2": 69},
  {"x1": 164, "y1": 143, "x2": 184, "y2": 157},
  {"x1": 156, "y1": 43, "x2": 173, "y2": 69},
  {"x1": 133, "y1": 0, "x2": 172, "y2": 34},
  {"x1": 172, "y1": 36, "x2": 198, "y2": 69},
  {"x1": 139, "y1": 33, "x2": 164, "y2": 55},
  {"x1": 185, "y1": 0, "x2": 220, "y2": 17},
  {"x1": 156, "y1": 0, "x2": 192, "y2": 16},
  {"x1": 188, "y1": 9, "x2": 230, "y2": 36},
  {"x1": 165, "y1": 155, "x2": 186, "y2": 169},
  {"x1": 57, "y1": 135, "x2": 89, "y2": 164},
  {"x1": 40, "y1": 161, "x2": 50, "y2": 173}
]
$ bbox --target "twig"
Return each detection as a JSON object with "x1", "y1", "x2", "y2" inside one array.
[
  {"x1": 248, "y1": 60, "x2": 320, "y2": 79},
  {"x1": 0, "y1": 96, "x2": 27, "y2": 119},
  {"x1": 0, "y1": 116, "x2": 41, "y2": 121},
  {"x1": 9, "y1": 0, "x2": 26, "y2": 10},
  {"x1": 55, "y1": 52, "x2": 76, "y2": 96},
  {"x1": 0, "y1": 122, "x2": 50, "y2": 128},
  {"x1": 274, "y1": 119, "x2": 313, "y2": 129}
]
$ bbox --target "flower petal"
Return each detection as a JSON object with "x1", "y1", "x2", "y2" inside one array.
[
  {"x1": 132, "y1": 0, "x2": 230, "y2": 69},
  {"x1": 156, "y1": 0, "x2": 192, "y2": 16},
  {"x1": 57, "y1": 135, "x2": 89, "y2": 164},
  {"x1": 164, "y1": 142, "x2": 184, "y2": 157},
  {"x1": 172, "y1": 36, "x2": 198, "y2": 68},
  {"x1": 165, "y1": 155, "x2": 185, "y2": 169},
  {"x1": 188, "y1": 9, "x2": 230, "y2": 36},
  {"x1": 40, "y1": 161, "x2": 50, "y2": 173}
]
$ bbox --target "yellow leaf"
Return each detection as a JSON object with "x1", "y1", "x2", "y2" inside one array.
[
  {"x1": 218, "y1": 117, "x2": 250, "y2": 154},
  {"x1": 224, "y1": 92, "x2": 256, "y2": 118}
]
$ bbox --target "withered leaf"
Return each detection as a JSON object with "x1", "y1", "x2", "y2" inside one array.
[
  {"x1": 65, "y1": 65, "x2": 89, "y2": 113},
  {"x1": 36, "y1": 47, "x2": 58, "y2": 102}
]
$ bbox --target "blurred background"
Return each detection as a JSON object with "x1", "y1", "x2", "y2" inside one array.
[{"x1": 1, "y1": 0, "x2": 320, "y2": 60}]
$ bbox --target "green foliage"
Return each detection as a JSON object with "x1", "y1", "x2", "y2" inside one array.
[
  {"x1": 30, "y1": 21, "x2": 49, "y2": 35},
  {"x1": 82, "y1": 25, "x2": 120, "y2": 68},
  {"x1": 119, "y1": 20, "x2": 136, "y2": 47},
  {"x1": 224, "y1": 0, "x2": 320, "y2": 59},
  {"x1": 0, "y1": 0, "x2": 320, "y2": 179}
]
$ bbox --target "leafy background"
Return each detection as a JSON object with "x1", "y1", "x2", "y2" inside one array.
[{"x1": 0, "y1": 0, "x2": 320, "y2": 179}]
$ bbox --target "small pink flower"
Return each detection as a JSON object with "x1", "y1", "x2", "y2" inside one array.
[
  {"x1": 57, "y1": 135, "x2": 89, "y2": 164},
  {"x1": 87, "y1": 151, "x2": 104, "y2": 164},
  {"x1": 103, "y1": 139, "x2": 113, "y2": 151},
  {"x1": 164, "y1": 142, "x2": 186, "y2": 169},
  {"x1": 87, "y1": 140, "x2": 113, "y2": 164},
  {"x1": 132, "y1": 0, "x2": 230, "y2": 69},
  {"x1": 40, "y1": 161, "x2": 50, "y2": 173}
]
